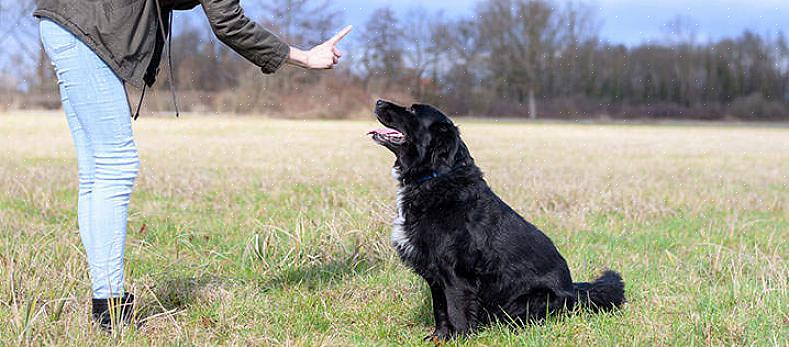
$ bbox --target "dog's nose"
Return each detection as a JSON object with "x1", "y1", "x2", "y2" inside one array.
[{"x1": 376, "y1": 100, "x2": 386, "y2": 107}]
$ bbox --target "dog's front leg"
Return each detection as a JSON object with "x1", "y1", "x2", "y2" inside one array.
[
  {"x1": 426, "y1": 282, "x2": 453, "y2": 340},
  {"x1": 444, "y1": 280, "x2": 480, "y2": 337}
]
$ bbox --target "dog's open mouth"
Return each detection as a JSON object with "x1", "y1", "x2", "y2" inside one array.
[{"x1": 368, "y1": 127, "x2": 405, "y2": 145}]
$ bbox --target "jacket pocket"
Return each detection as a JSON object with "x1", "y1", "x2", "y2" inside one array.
[{"x1": 95, "y1": 0, "x2": 149, "y2": 64}]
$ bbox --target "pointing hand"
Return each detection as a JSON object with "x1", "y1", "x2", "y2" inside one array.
[{"x1": 288, "y1": 25, "x2": 353, "y2": 69}]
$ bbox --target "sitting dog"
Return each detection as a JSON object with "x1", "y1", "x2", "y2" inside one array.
[{"x1": 368, "y1": 100, "x2": 625, "y2": 339}]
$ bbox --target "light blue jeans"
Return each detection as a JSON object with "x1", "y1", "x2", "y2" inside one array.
[{"x1": 40, "y1": 19, "x2": 139, "y2": 299}]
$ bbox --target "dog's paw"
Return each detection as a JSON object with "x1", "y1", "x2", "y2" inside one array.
[
  {"x1": 424, "y1": 327, "x2": 453, "y2": 344},
  {"x1": 425, "y1": 335, "x2": 443, "y2": 346}
]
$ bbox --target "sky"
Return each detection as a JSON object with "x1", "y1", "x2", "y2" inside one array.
[{"x1": 332, "y1": 0, "x2": 789, "y2": 45}]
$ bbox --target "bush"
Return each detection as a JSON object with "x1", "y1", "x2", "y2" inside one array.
[{"x1": 727, "y1": 93, "x2": 788, "y2": 120}]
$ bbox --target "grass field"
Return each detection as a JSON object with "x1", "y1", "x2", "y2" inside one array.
[{"x1": 1, "y1": 112, "x2": 787, "y2": 346}]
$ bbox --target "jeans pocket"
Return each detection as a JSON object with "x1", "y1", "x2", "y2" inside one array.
[{"x1": 40, "y1": 19, "x2": 77, "y2": 56}]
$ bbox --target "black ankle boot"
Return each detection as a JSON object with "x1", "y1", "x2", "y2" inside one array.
[{"x1": 91, "y1": 294, "x2": 135, "y2": 331}]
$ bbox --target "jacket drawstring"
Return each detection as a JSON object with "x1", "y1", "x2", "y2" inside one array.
[
  {"x1": 165, "y1": 10, "x2": 179, "y2": 117},
  {"x1": 135, "y1": 0, "x2": 179, "y2": 119},
  {"x1": 133, "y1": 84, "x2": 146, "y2": 120}
]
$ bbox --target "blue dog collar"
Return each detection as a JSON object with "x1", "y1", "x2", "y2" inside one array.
[
  {"x1": 413, "y1": 164, "x2": 467, "y2": 185},
  {"x1": 415, "y1": 171, "x2": 440, "y2": 184}
]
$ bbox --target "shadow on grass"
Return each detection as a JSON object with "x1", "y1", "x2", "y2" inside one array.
[
  {"x1": 132, "y1": 255, "x2": 384, "y2": 326},
  {"x1": 134, "y1": 275, "x2": 223, "y2": 325},
  {"x1": 261, "y1": 255, "x2": 381, "y2": 291}
]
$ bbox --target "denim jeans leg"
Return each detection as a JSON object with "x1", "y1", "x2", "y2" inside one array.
[{"x1": 40, "y1": 18, "x2": 139, "y2": 299}]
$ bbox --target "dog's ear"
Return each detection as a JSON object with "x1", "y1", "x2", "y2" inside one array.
[{"x1": 430, "y1": 123, "x2": 459, "y2": 173}]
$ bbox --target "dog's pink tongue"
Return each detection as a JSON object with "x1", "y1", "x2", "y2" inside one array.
[{"x1": 367, "y1": 128, "x2": 402, "y2": 136}]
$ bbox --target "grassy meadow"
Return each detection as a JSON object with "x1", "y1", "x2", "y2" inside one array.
[{"x1": 0, "y1": 112, "x2": 787, "y2": 346}]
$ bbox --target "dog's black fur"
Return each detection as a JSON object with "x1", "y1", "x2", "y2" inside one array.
[{"x1": 369, "y1": 100, "x2": 625, "y2": 340}]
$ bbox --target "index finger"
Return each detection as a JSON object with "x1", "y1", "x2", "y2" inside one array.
[{"x1": 328, "y1": 25, "x2": 353, "y2": 44}]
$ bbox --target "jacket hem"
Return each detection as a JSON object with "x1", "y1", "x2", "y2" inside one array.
[{"x1": 33, "y1": 9, "x2": 145, "y2": 89}]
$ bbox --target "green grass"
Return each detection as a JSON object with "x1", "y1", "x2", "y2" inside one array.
[{"x1": 0, "y1": 112, "x2": 787, "y2": 345}]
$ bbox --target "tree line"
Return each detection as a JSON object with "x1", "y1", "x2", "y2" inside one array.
[{"x1": 1, "y1": 0, "x2": 788, "y2": 120}]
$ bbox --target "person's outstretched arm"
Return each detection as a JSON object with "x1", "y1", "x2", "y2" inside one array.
[{"x1": 200, "y1": 0, "x2": 351, "y2": 72}]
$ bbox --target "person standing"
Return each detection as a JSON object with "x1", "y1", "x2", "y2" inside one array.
[{"x1": 34, "y1": 0, "x2": 351, "y2": 330}]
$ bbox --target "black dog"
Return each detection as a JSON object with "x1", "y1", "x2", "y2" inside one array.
[{"x1": 368, "y1": 100, "x2": 625, "y2": 340}]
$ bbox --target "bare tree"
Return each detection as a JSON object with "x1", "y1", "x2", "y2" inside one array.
[
  {"x1": 359, "y1": 7, "x2": 405, "y2": 92},
  {"x1": 261, "y1": 0, "x2": 340, "y2": 47},
  {"x1": 554, "y1": 1, "x2": 599, "y2": 98},
  {"x1": 479, "y1": 0, "x2": 561, "y2": 118},
  {"x1": 439, "y1": 18, "x2": 486, "y2": 115},
  {"x1": 402, "y1": 8, "x2": 445, "y2": 101}
]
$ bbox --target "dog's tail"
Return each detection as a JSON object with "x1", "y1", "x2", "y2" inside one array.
[{"x1": 573, "y1": 270, "x2": 625, "y2": 311}]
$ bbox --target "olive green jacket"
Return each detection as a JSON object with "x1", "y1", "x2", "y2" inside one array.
[{"x1": 34, "y1": 0, "x2": 290, "y2": 89}]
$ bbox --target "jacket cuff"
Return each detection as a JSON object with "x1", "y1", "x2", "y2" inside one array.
[{"x1": 260, "y1": 42, "x2": 290, "y2": 74}]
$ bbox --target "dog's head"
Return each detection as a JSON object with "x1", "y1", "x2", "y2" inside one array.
[{"x1": 369, "y1": 100, "x2": 472, "y2": 183}]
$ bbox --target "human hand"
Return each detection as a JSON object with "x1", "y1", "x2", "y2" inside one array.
[{"x1": 287, "y1": 25, "x2": 352, "y2": 69}]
